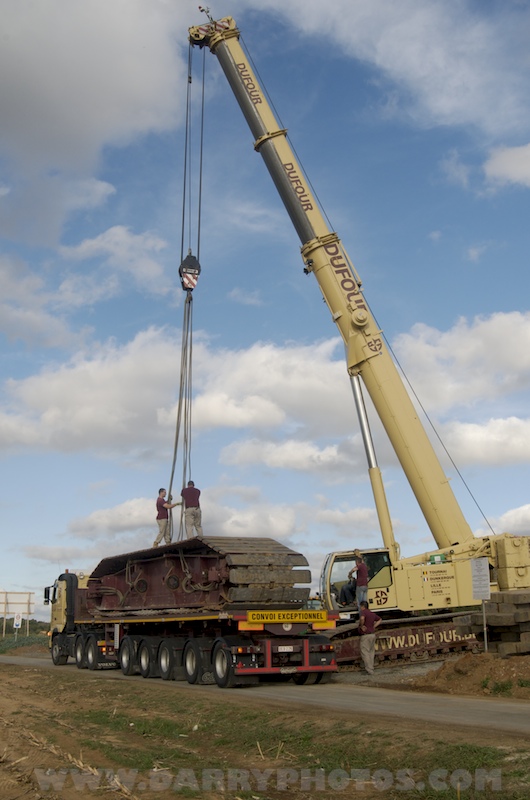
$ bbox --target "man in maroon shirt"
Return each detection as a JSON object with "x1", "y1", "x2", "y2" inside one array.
[
  {"x1": 181, "y1": 480, "x2": 203, "y2": 539},
  {"x1": 353, "y1": 555, "x2": 369, "y2": 611},
  {"x1": 153, "y1": 488, "x2": 180, "y2": 547},
  {"x1": 358, "y1": 601, "x2": 381, "y2": 675}
]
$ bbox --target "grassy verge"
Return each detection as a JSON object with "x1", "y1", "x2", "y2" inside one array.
[
  {"x1": 62, "y1": 681, "x2": 527, "y2": 799},
  {"x1": 0, "y1": 634, "x2": 48, "y2": 653}
]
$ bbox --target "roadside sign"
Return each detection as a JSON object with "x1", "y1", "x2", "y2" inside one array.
[
  {"x1": 13, "y1": 613, "x2": 22, "y2": 629},
  {"x1": 471, "y1": 558, "x2": 491, "y2": 600},
  {"x1": 471, "y1": 558, "x2": 491, "y2": 653}
]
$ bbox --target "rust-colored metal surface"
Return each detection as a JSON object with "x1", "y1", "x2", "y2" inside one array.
[
  {"x1": 85, "y1": 537, "x2": 311, "y2": 614},
  {"x1": 330, "y1": 619, "x2": 480, "y2": 665}
]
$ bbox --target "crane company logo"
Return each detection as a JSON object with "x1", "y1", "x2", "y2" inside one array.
[
  {"x1": 324, "y1": 241, "x2": 364, "y2": 306},
  {"x1": 236, "y1": 63, "x2": 262, "y2": 104},
  {"x1": 282, "y1": 163, "x2": 313, "y2": 211}
]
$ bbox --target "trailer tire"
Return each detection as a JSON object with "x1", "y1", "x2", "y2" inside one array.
[
  {"x1": 75, "y1": 636, "x2": 86, "y2": 669},
  {"x1": 158, "y1": 640, "x2": 175, "y2": 681},
  {"x1": 85, "y1": 635, "x2": 99, "y2": 670},
  {"x1": 212, "y1": 641, "x2": 235, "y2": 689},
  {"x1": 293, "y1": 672, "x2": 320, "y2": 685},
  {"x1": 183, "y1": 639, "x2": 202, "y2": 684},
  {"x1": 119, "y1": 636, "x2": 137, "y2": 676},
  {"x1": 51, "y1": 636, "x2": 68, "y2": 666},
  {"x1": 138, "y1": 640, "x2": 158, "y2": 679}
]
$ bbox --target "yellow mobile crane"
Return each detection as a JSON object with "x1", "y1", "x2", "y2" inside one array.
[{"x1": 189, "y1": 15, "x2": 530, "y2": 654}]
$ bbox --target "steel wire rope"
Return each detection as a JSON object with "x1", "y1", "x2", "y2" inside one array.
[{"x1": 167, "y1": 44, "x2": 206, "y2": 541}]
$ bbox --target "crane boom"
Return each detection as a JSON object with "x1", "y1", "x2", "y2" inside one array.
[{"x1": 189, "y1": 16, "x2": 473, "y2": 552}]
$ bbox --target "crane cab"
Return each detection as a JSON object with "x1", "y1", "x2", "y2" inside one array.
[{"x1": 320, "y1": 548, "x2": 398, "y2": 617}]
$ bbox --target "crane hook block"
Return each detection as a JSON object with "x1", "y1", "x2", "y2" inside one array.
[{"x1": 179, "y1": 253, "x2": 201, "y2": 292}]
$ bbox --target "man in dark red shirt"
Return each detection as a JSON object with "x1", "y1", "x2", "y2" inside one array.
[
  {"x1": 153, "y1": 488, "x2": 180, "y2": 547},
  {"x1": 353, "y1": 555, "x2": 369, "y2": 611},
  {"x1": 181, "y1": 480, "x2": 203, "y2": 539},
  {"x1": 358, "y1": 601, "x2": 381, "y2": 675}
]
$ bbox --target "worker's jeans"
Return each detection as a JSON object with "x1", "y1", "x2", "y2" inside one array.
[
  {"x1": 356, "y1": 585, "x2": 368, "y2": 609},
  {"x1": 185, "y1": 507, "x2": 203, "y2": 538},
  {"x1": 154, "y1": 518, "x2": 171, "y2": 545},
  {"x1": 360, "y1": 632, "x2": 376, "y2": 674}
]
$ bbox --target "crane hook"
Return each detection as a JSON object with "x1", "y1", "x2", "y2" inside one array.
[{"x1": 179, "y1": 251, "x2": 201, "y2": 292}]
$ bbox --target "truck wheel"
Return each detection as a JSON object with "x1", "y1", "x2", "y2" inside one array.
[
  {"x1": 138, "y1": 640, "x2": 157, "y2": 679},
  {"x1": 51, "y1": 637, "x2": 68, "y2": 666},
  {"x1": 85, "y1": 635, "x2": 99, "y2": 670},
  {"x1": 75, "y1": 636, "x2": 86, "y2": 669},
  {"x1": 119, "y1": 636, "x2": 136, "y2": 676},
  {"x1": 183, "y1": 640, "x2": 202, "y2": 684},
  {"x1": 292, "y1": 672, "x2": 319, "y2": 685},
  {"x1": 158, "y1": 640, "x2": 175, "y2": 681},
  {"x1": 212, "y1": 641, "x2": 235, "y2": 688}
]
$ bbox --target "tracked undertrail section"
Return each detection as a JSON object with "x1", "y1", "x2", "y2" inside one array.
[
  {"x1": 83, "y1": 537, "x2": 311, "y2": 616},
  {"x1": 326, "y1": 612, "x2": 481, "y2": 666}
]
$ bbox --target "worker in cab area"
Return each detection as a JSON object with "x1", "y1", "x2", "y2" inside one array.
[{"x1": 181, "y1": 480, "x2": 203, "y2": 538}]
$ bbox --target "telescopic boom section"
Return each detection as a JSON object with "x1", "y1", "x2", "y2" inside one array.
[{"x1": 189, "y1": 16, "x2": 474, "y2": 551}]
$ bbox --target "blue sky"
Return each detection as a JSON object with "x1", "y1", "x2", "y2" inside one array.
[{"x1": 1, "y1": 0, "x2": 530, "y2": 618}]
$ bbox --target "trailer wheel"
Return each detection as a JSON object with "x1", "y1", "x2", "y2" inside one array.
[
  {"x1": 183, "y1": 640, "x2": 202, "y2": 684},
  {"x1": 212, "y1": 642, "x2": 235, "y2": 688},
  {"x1": 85, "y1": 635, "x2": 99, "y2": 670},
  {"x1": 75, "y1": 636, "x2": 86, "y2": 669},
  {"x1": 51, "y1": 636, "x2": 68, "y2": 666},
  {"x1": 292, "y1": 672, "x2": 320, "y2": 685},
  {"x1": 138, "y1": 640, "x2": 157, "y2": 679},
  {"x1": 158, "y1": 640, "x2": 175, "y2": 681},
  {"x1": 119, "y1": 636, "x2": 136, "y2": 676}
]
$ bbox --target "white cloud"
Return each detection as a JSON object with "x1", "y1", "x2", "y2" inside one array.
[
  {"x1": 466, "y1": 243, "x2": 489, "y2": 263},
  {"x1": 243, "y1": 0, "x2": 530, "y2": 138},
  {"x1": 440, "y1": 150, "x2": 471, "y2": 189},
  {"x1": 228, "y1": 288, "x2": 263, "y2": 306},
  {"x1": 393, "y1": 311, "x2": 530, "y2": 412},
  {"x1": 0, "y1": 176, "x2": 116, "y2": 246},
  {"x1": 0, "y1": 333, "x2": 353, "y2": 457},
  {"x1": 69, "y1": 497, "x2": 153, "y2": 539},
  {"x1": 474, "y1": 504, "x2": 530, "y2": 538},
  {"x1": 0, "y1": 0, "x2": 187, "y2": 242},
  {"x1": 60, "y1": 226, "x2": 168, "y2": 292},
  {"x1": 0, "y1": 327, "x2": 179, "y2": 453},
  {"x1": 220, "y1": 437, "x2": 361, "y2": 474},
  {"x1": 484, "y1": 144, "x2": 530, "y2": 187},
  {"x1": 444, "y1": 418, "x2": 530, "y2": 466},
  {"x1": 0, "y1": 255, "x2": 83, "y2": 347},
  {"x1": 192, "y1": 392, "x2": 286, "y2": 429},
  {"x1": 3, "y1": 313, "x2": 530, "y2": 476},
  {"x1": 192, "y1": 338, "x2": 352, "y2": 438},
  {"x1": 0, "y1": 1, "x2": 184, "y2": 173}
]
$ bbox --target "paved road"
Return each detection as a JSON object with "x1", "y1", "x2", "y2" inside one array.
[{"x1": 2, "y1": 655, "x2": 529, "y2": 737}]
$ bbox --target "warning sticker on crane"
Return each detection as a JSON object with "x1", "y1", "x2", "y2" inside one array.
[{"x1": 181, "y1": 273, "x2": 199, "y2": 290}]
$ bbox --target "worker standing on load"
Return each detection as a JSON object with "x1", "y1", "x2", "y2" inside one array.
[
  {"x1": 181, "y1": 480, "x2": 203, "y2": 538},
  {"x1": 153, "y1": 488, "x2": 180, "y2": 547}
]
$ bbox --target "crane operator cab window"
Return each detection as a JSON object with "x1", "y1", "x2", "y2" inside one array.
[{"x1": 325, "y1": 550, "x2": 393, "y2": 609}]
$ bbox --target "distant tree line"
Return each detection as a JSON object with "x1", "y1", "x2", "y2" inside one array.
[{"x1": 0, "y1": 618, "x2": 48, "y2": 634}]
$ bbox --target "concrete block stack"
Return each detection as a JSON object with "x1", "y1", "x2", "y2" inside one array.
[{"x1": 454, "y1": 590, "x2": 530, "y2": 657}]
